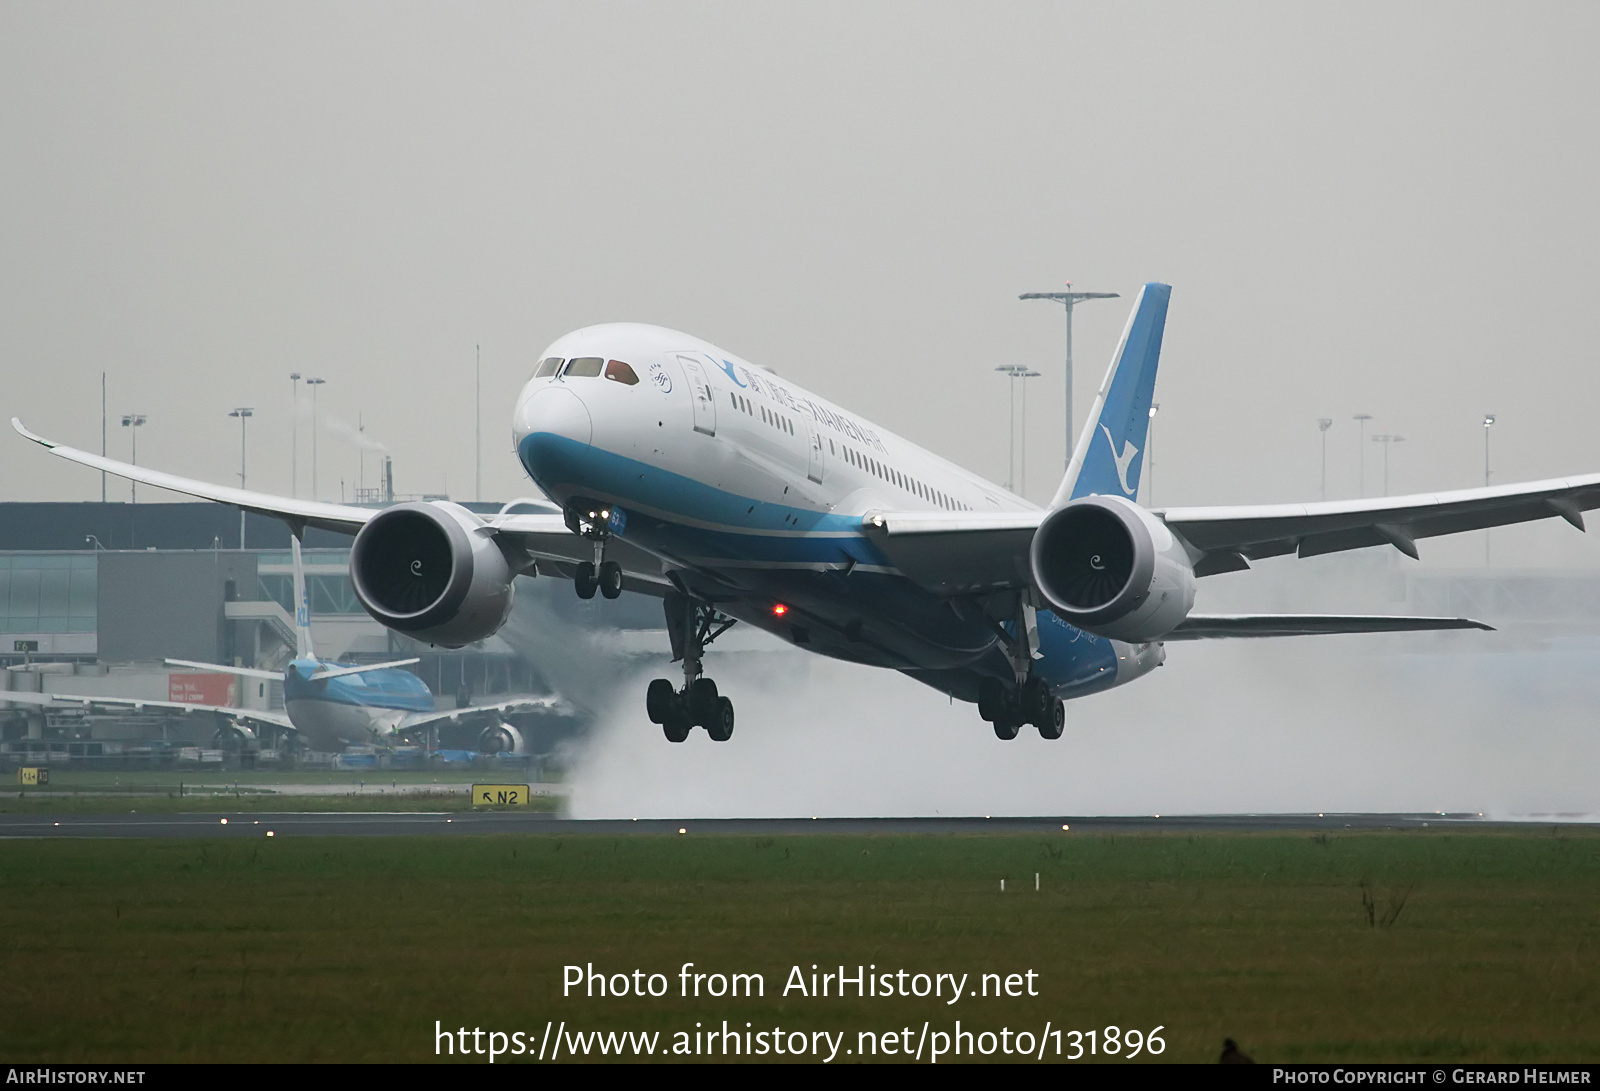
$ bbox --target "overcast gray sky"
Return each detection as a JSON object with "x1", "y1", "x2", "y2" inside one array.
[{"x1": 5, "y1": 2, "x2": 1599, "y2": 568}]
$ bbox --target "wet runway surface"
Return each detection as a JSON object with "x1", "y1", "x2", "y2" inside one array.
[{"x1": 0, "y1": 811, "x2": 1579, "y2": 839}]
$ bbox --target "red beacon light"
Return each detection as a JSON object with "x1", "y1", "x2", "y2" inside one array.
[{"x1": 771, "y1": 603, "x2": 789, "y2": 617}]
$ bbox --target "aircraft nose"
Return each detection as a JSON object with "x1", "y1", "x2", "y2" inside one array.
[{"x1": 516, "y1": 385, "x2": 592, "y2": 446}]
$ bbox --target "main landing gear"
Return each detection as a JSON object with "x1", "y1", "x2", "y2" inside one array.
[
  {"x1": 972, "y1": 593, "x2": 1064, "y2": 740},
  {"x1": 565, "y1": 501, "x2": 623, "y2": 600},
  {"x1": 978, "y1": 676, "x2": 1065, "y2": 741},
  {"x1": 647, "y1": 592, "x2": 738, "y2": 743}
]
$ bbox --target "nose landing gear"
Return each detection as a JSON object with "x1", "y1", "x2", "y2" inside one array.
[
  {"x1": 566, "y1": 501, "x2": 624, "y2": 600},
  {"x1": 574, "y1": 558, "x2": 623, "y2": 600},
  {"x1": 647, "y1": 592, "x2": 739, "y2": 742}
]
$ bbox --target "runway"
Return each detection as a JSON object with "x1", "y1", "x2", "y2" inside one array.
[{"x1": 0, "y1": 811, "x2": 1583, "y2": 839}]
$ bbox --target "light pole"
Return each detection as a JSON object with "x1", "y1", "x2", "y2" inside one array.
[
  {"x1": 994, "y1": 364, "x2": 1028, "y2": 492},
  {"x1": 120, "y1": 414, "x2": 147, "y2": 502},
  {"x1": 1019, "y1": 285, "x2": 1120, "y2": 471},
  {"x1": 289, "y1": 372, "x2": 301, "y2": 497},
  {"x1": 1484, "y1": 414, "x2": 1496, "y2": 566},
  {"x1": 1353, "y1": 413, "x2": 1373, "y2": 496},
  {"x1": 1318, "y1": 419, "x2": 1333, "y2": 500},
  {"x1": 476, "y1": 344, "x2": 482, "y2": 503},
  {"x1": 305, "y1": 377, "x2": 325, "y2": 500},
  {"x1": 1146, "y1": 404, "x2": 1160, "y2": 506},
  {"x1": 1372, "y1": 433, "x2": 1405, "y2": 496},
  {"x1": 230, "y1": 408, "x2": 254, "y2": 547},
  {"x1": 1018, "y1": 368, "x2": 1040, "y2": 497}
]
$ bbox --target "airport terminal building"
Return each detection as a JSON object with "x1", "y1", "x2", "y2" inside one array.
[{"x1": 0, "y1": 502, "x2": 661, "y2": 768}]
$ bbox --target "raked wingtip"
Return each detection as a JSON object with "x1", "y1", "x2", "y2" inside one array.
[{"x1": 10, "y1": 418, "x2": 51, "y2": 446}]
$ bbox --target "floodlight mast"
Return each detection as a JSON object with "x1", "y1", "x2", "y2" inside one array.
[
  {"x1": 229, "y1": 408, "x2": 254, "y2": 547},
  {"x1": 994, "y1": 364, "x2": 1039, "y2": 493},
  {"x1": 1020, "y1": 285, "x2": 1119, "y2": 472}
]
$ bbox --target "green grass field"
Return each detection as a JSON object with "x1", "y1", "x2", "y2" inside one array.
[{"x1": 0, "y1": 831, "x2": 1595, "y2": 1063}]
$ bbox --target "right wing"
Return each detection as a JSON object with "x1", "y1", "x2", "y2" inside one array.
[{"x1": 398, "y1": 694, "x2": 570, "y2": 732}]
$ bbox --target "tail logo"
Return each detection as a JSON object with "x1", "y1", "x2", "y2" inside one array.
[{"x1": 1100, "y1": 425, "x2": 1141, "y2": 496}]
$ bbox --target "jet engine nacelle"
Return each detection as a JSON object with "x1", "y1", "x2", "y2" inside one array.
[
  {"x1": 349, "y1": 501, "x2": 516, "y2": 648},
  {"x1": 477, "y1": 721, "x2": 526, "y2": 756},
  {"x1": 1029, "y1": 495, "x2": 1196, "y2": 642}
]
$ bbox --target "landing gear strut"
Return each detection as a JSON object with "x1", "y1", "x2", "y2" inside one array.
[
  {"x1": 566, "y1": 501, "x2": 623, "y2": 600},
  {"x1": 646, "y1": 592, "x2": 738, "y2": 742}
]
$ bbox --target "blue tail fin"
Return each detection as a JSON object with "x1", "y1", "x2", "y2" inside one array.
[{"x1": 1053, "y1": 282, "x2": 1170, "y2": 506}]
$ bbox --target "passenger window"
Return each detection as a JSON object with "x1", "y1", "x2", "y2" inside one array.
[
  {"x1": 563, "y1": 357, "x2": 604, "y2": 378},
  {"x1": 534, "y1": 357, "x2": 564, "y2": 379},
  {"x1": 604, "y1": 359, "x2": 639, "y2": 385}
]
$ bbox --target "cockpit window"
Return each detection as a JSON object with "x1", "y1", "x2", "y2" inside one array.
[
  {"x1": 604, "y1": 359, "x2": 640, "y2": 385},
  {"x1": 563, "y1": 356, "x2": 604, "y2": 378},
  {"x1": 534, "y1": 357, "x2": 564, "y2": 379}
]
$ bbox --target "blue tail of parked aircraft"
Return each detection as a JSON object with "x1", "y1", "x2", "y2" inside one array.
[{"x1": 1055, "y1": 282, "x2": 1170, "y2": 506}]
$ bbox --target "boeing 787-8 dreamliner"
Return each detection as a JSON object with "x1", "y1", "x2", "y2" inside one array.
[{"x1": 18, "y1": 284, "x2": 1600, "y2": 741}]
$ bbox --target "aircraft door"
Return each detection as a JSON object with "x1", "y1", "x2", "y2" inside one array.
[
  {"x1": 806, "y1": 420, "x2": 825, "y2": 483},
  {"x1": 676, "y1": 355, "x2": 717, "y2": 437}
]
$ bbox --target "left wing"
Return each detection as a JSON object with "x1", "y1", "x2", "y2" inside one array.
[
  {"x1": 861, "y1": 465, "x2": 1600, "y2": 594},
  {"x1": 1163, "y1": 478, "x2": 1600, "y2": 576},
  {"x1": 0, "y1": 688, "x2": 294, "y2": 730},
  {"x1": 1163, "y1": 614, "x2": 1493, "y2": 640}
]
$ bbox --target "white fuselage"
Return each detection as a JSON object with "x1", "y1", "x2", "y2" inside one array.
[{"x1": 511, "y1": 324, "x2": 1159, "y2": 704}]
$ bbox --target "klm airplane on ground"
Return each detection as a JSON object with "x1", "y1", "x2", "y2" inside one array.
[
  {"x1": 17, "y1": 284, "x2": 1600, "y2": 742},
  {"x1": 4, "y1": 537, "x2": 555, "y2": 754}
]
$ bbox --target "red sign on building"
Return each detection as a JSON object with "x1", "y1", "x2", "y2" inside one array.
[{"x1": 168, "y1": 673, "x2": 236, "y2": 706}]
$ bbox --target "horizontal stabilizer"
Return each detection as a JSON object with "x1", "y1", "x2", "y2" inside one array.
[
  {"x1": 310, "y1": 658, "x2": 422, "y2": 681},
  {"x1": 165, "y1": 658, "x2": 283, "y2": 680},
  {"x1": 1164, "y1": 614, "x2": 1493, "y2": 640}
]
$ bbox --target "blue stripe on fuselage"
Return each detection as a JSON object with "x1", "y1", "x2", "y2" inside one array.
[
  {"x1": 519, "y1": 431, "x2": 887, "y2": 567},
  {"x1": 519, "y1": 430, "x2": 1126, "y2": 697}
]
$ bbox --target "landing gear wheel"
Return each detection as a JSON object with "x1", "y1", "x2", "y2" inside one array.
[
  {"x1": 992, "y1": 716, "x2": 1020, "y2": 741},
  {"x1": 662, "y1": 713, "x2": 691, "y2": 743},
  {"x1": 1022, "y1": 676, "x2": 1053, "y2": 727},
  {"x1": 1037, "y1": 698, "x2": 1065, "y2": 740},
  {"x1": 706, "y1": 696, "x2": 735, "y2": 742},
  {"x1": 646, "y1": 678, "x2": 675, "y2": 724},
  {"x1": 977, "y1": 677, "x2": 1006, "y2": 723},
  {"x1": 688, "y1": 677, "x2": 720, "y2": 727},
  {"x1": 574, "y1": 561, "x2": 598, "y2": 600},
  {"x1": 598, "y1": 561, "x2": 623, "y2": 599}
]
